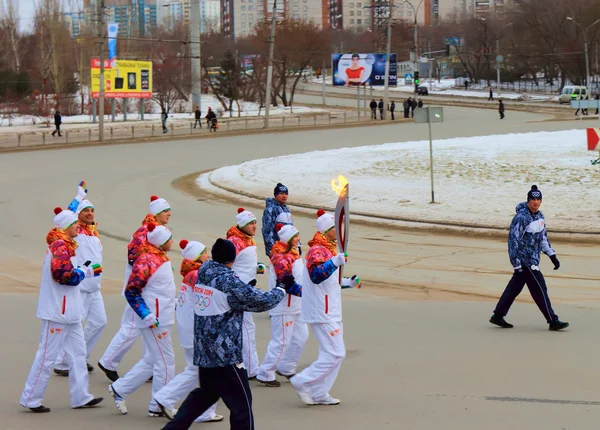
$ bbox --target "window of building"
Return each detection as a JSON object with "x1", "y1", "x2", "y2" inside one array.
[
  {"x1": 241, "y1": 5, "x2": 246, "y2": 10},
  {"x1": 349, "y1": 18, "x2": 354, "y2": 23},
  {"x1": 357, "y1": 19, "x2": 361, "y2": 24},
  {"x1": 349, "y1": 11, "x2": 354, "y2": 16},
  {"x1": 357, "y1": 10, "x2": 361, "y2": 16}
]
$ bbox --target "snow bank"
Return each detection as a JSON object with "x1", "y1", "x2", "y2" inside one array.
[{"x1": 201, "y1": 130, "x2": 600, "y2": 232}]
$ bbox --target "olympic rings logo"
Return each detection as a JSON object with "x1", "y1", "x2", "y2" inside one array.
[
  {"x1": 194, "y1": 294, "x2": 211, "y2": 311},
  {"x1": 177, "y1": 291, "x2": 186, "y2": 307}
]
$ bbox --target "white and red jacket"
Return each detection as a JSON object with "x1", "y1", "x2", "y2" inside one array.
[
  {"x1": 74, "y1": 222, "x2": 102, "y2": 293},
  {"x1": 268, "y1": 242, "x2": 303, "y2": 316},
  {"x1": 227, "y1": 226, "x2": 258, "y2": 284},
  {"x1": 176, "y1": 259, "x2": 202, "y2": 349}
]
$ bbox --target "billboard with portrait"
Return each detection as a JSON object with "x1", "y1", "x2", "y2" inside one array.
[{"x1": 332, "y1": 53, "x2": 397, "y2": 87}]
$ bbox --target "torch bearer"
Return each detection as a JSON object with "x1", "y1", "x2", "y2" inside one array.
[{"x1": 331, "y1": 175, "x2": 349, "y2": 282}]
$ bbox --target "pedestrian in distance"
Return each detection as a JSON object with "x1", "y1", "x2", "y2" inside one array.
[
  {"x1": 464, "y1": 79, "x2": 469, "y2": 90},
  {"x1": 378, "y1": 99, "x2": 384, "y2": 119},
  {"x1": 417, "y1": 98, "x2": 424, "y2": 108},
  {"x1": 52, "y1": 110, "x2": 62, "y2": 137},
  {"x1": 595, "y1": 94, "x2": 599, "y2": 115},
  {"x1": 389, "y1": 100, "x2": 395, "y2": 120},
  {"x1": 369, "y1": 99, "x2": 377, "y2": 120},
  {"x1": 410, "y1": 98, "x2": 417, "y2": 118},
  {"x1": 403, "y1": 98, "x2": 410, "y2": 118},
  {"x1": 160, "y1": 239, "x2": 300, "y2": 430},
  {"x1": 489, "y1": 185, "x2": 569, "y2": 331},
  {"x1": 499, "y1": 99, "x2": 505, "y2": 119},
  {"x1": 488, "y1": 87, "x2": 494, "y2": 101},
  {"x1": 205, "y1": 107, "x2": 217, "y2": 131},
  {"x1": 193, "y1": 107, "x2": 201, "y2": 129},
  {"x1": 161, "y1": 109, "x2": 168, "y2": 133}
]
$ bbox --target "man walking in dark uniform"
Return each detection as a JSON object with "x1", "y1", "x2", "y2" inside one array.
[
  {"x1": 369, "y1": 99, "x2": 377, "y2": 119},
  {"x1": 193, "y1": 106, "x2": 202, "y2": 129},
  {"x1": 51, "y1": 109, "x2": 62, "y2": 137},
  {"x1": 499, "y1": 99, "x2": 505, "y2": 119},
  {"x1": 378, "y1": 99, "x2": 384, "y2": 119},
  {"x1": 490, "y1": 185, "x2": 569, "y2": 331}
]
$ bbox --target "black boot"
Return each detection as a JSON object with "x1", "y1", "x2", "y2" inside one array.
[
  {"x1": 549, "y1": 320, "x2": 569, "y2": 331},
  {"x1": 489, "y1": 314, "x2": 513, "y2": 328},
  {"x1": 98, "y1": 362, "x2": 119, "y2": 382},
  {"x1": 29, "y1": 405, "x2": 51, "y2": 413},
  {"x1": 74, "y1": 397, "x2": 103, "y2": 409}
]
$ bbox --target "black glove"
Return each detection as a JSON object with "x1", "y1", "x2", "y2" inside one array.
[
  {"x1": 279, "y1": 274, "x2": 301, "y2": 297},
  {"x1": 248, "y1": 279, "x2": 257, "y2": 287},
  {"x1": 549, "y1": 255, "x2": 560, "y2": 270}
]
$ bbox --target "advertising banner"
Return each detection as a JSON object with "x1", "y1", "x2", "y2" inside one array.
[
  {"x1": 332, "y1": 53, "x2": 397, "y2": 87},
  {"x1": 91, "y1": 59, "x2": 153, "y2": 99},
  {"x1": 107, "y1": 22, "x2": 118, "y2": 68}
]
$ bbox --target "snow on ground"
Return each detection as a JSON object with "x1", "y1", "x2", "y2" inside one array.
[
  {"x1": 0, "y1": 94, "x2": 326, "y2": 128},
  {"x1": 202, "y1": 130, "x2": 599, "y2": 232},
  {"x1": 310, "y1": 77, "x2": 558, "y2": 101}
]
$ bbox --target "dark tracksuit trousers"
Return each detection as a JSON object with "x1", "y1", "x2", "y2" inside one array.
[
  {"x1": 162, "y1": 364, "x2": 253, "y2": 430},
  {"x1": 494, "y1": 266, "x2": 558, "y2": 323}
]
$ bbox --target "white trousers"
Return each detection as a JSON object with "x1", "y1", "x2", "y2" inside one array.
[
  {"x1": 21, "y1": 320, "x2": 94, "y2": 409},
  {"x1": 291, "y1": 322, "x2": 345, "y2": 401},
  {"x1": 242, "y1": 312, "x2": 259, "y2": 378},
  {"x1": 55, "y1": 290, "x2": 107, "y2": 370},
  {"x1": 154, "y1": 347, "x2": 218, "y2": 422},
  {"x1": 112, "y1": 325, "x2": 175, "y2": 412},
  {"x1": 257, "y1": 314, "x2": 309, "y2": 381},
  {"x1": 99, "y1": 304, "x2": 141, "y2": 371}
]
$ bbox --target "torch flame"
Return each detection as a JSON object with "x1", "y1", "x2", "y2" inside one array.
[{"x1": 331, "y1": 175, "x2": 348, "y2": 197}]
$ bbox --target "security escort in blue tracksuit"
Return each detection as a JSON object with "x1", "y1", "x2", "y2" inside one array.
[
  {"x1": 490, "y1": 185, "x2": 569, "y2": 331},
  {"x1": 161, "y1": 238, "x2": 300, "y2": 430},
  {"x1": 261, "y1": 183, "x2": 293, "y2": 257}
]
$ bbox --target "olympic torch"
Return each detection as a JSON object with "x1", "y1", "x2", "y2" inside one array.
[{"x1": 331, "y1": 175, "x2": 349, "y2": 282}]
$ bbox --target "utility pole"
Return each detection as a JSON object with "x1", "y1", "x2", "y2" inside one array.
[
  {"x1": 97, "y1": 0, "x2": 105, "y2": 142},
  {"x1": 383, "y1": 0, "x2": 393, "y2": 120},
  {"x1": 190, "y1": 0, "x2": 202, "y2": 118},
  {"x1": 496, "y1": 38, "x2": 500, "y2": 94},
  {"x1": 264, "y1": 0, "x2": 277, "y2": 128}
]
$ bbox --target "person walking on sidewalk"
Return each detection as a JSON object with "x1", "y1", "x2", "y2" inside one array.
[
  {"x1": 160, "y1": 239, "x2": 300, "y2": 430},
  {"x1": 403, "y1": 98, "x2": 410, "y2": 118},
  {"x1": 488, "y1": 87, "x2": 494, "y2": 101},
  {"x1": 378, "y1": 99, "x2": 384, "y2": 119},
  {"x1": 193, "y1": 107, "x2": 202, "y2": 129},
  {"x1": 389, "y1": 101, "x2": 396, "y2": 120},
  {"x1": 161, "y1": 109, "x2": 168, "y2": 133},
  {"x1": 52, "y1": 110, "x2": 62, "y2": 137},
  {"x1": 499, "y1": 99, "x2": 505, "y2": 119},
  {"x1": 489, "y1": 185, "x2": 569, "y2": 331}
]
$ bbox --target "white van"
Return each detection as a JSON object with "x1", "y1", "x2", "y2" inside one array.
[{"x1": 559, "y1": 86, "x2": 588, "y2": 104}]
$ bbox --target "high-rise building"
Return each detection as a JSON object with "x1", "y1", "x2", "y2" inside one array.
[
  {"x1": 101, "y1": 0, "x2": 158, "y2": 36},
  {"x1": 221, "y1": 0, "x2": 329, "y2": 39},
  {"x1": 163, "y1": 0, "x2": 220, "y2": 32}
]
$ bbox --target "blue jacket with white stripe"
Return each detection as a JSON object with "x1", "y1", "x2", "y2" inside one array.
[{"x1": 508, "y1": 202, "x2": 556, "y2": 270}]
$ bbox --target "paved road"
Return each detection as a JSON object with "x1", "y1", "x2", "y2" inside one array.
[{"x1": 1, "y1": 107, "x2": 599, "y2": 429}]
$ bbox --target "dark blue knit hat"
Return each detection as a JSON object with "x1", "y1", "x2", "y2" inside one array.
[
  {"x1": 274, "y1": 183, "x2": 288, "y2": 196},
  {"x1": 211, "y1": 239, "x2": 237, "y2": 264},
  {"x1": 527, "y1": 185, "x2": 542, "y2": 201}
]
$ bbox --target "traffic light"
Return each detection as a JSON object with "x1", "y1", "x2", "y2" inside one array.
[{"x1": 414, "y1": 71, "x2": 420, "y2": 91}]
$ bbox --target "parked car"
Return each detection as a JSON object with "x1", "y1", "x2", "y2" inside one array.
[
  {"x1": 416, "y1": 86, "x2": 429, "y2": 96},
  {"x1": 559, "y1": 86, "x2": 588, "y2": 104}
]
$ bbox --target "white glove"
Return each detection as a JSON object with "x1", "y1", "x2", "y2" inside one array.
[
  {"x1": 75, "y1": 181, "x2": 87, "y2": 202},
  {"x1": 341, "y1": 277, "x2": 352, "y2": 288},
  {"x1": 332, "y1": 253, "x2": 347, "y2": 267},
  {"x1": 142, "y1": 313, "x2": 160, "y2": 328},
  {"x1": 80, "y1": 265, "x2": 95, "y2": 278}
]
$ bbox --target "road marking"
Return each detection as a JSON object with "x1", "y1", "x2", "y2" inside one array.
[{"x1": 485, "y1": 396, "x2": 600, "y2": 406}]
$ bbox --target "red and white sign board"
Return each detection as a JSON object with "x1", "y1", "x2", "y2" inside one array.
[{"x1": 587, "y1": 128, "x2": 600, "y2": 151}]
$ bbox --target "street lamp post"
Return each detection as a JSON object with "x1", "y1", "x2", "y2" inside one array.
[
  {"x1": 567, "y1": 17, "x2": 600, "y2": 90},
  {"x1": 403, "y1": 0, "x2": 424, "y2": 95},
  {"x1": 383, "y1": 1, "x2": 393, "y2": 120},
  {"x1": 264, "y1": 0, "x2": 277, "y2": 128},
  {"x1": 495, "y1": 22, "x2": 512, "y2": 95}
]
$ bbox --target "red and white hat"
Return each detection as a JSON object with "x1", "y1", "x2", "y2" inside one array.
[
  {"x1": 316, "y1": 209, "x2": 335, "y2": 233},
  {"x1": 236, "y1": 207, "x2": 256, "y2": 228},
  {"x1": 179, "y1": 239, "x2": 207, "y2": 261},
  {"x1": 276, "y1": 223, "x2": 299, "y2": 244},
  {"x1": 147, "y1": 223, "x2": 172, "y2": 247},
  {"x1": 149, "y1": 195, "x2": 171, "y2": 216},
  {"x1": 53, "y1": 207, "x2": 78, "y2": 230}
]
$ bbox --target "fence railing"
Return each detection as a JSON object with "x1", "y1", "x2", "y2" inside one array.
[
  {"x1": 0, "y1": 111, "x2": 385, "y2": 150},
  {"x1": 454, "y1": 77, "x2": 600, "y2": 95}
]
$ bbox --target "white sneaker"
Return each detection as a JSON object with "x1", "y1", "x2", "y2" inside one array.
[
  {"x1": 108, "y1": 384, "x2": 127, "y2": 414},
  {"x1": 148, "y1": 410, "x2": 164, "y2": 417},
  {"x1": 313, "y1": 395, "x2": 340, "y2": 405},
  {"x1": 155, "y1": 400, "x2": 176, "y2": 420},
  {"x1": 290, "y1": 377, "x2": 316, "y2": 405},
  {"x1": 195, "y1": 414, "x2": 224, "y2": 423}
]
